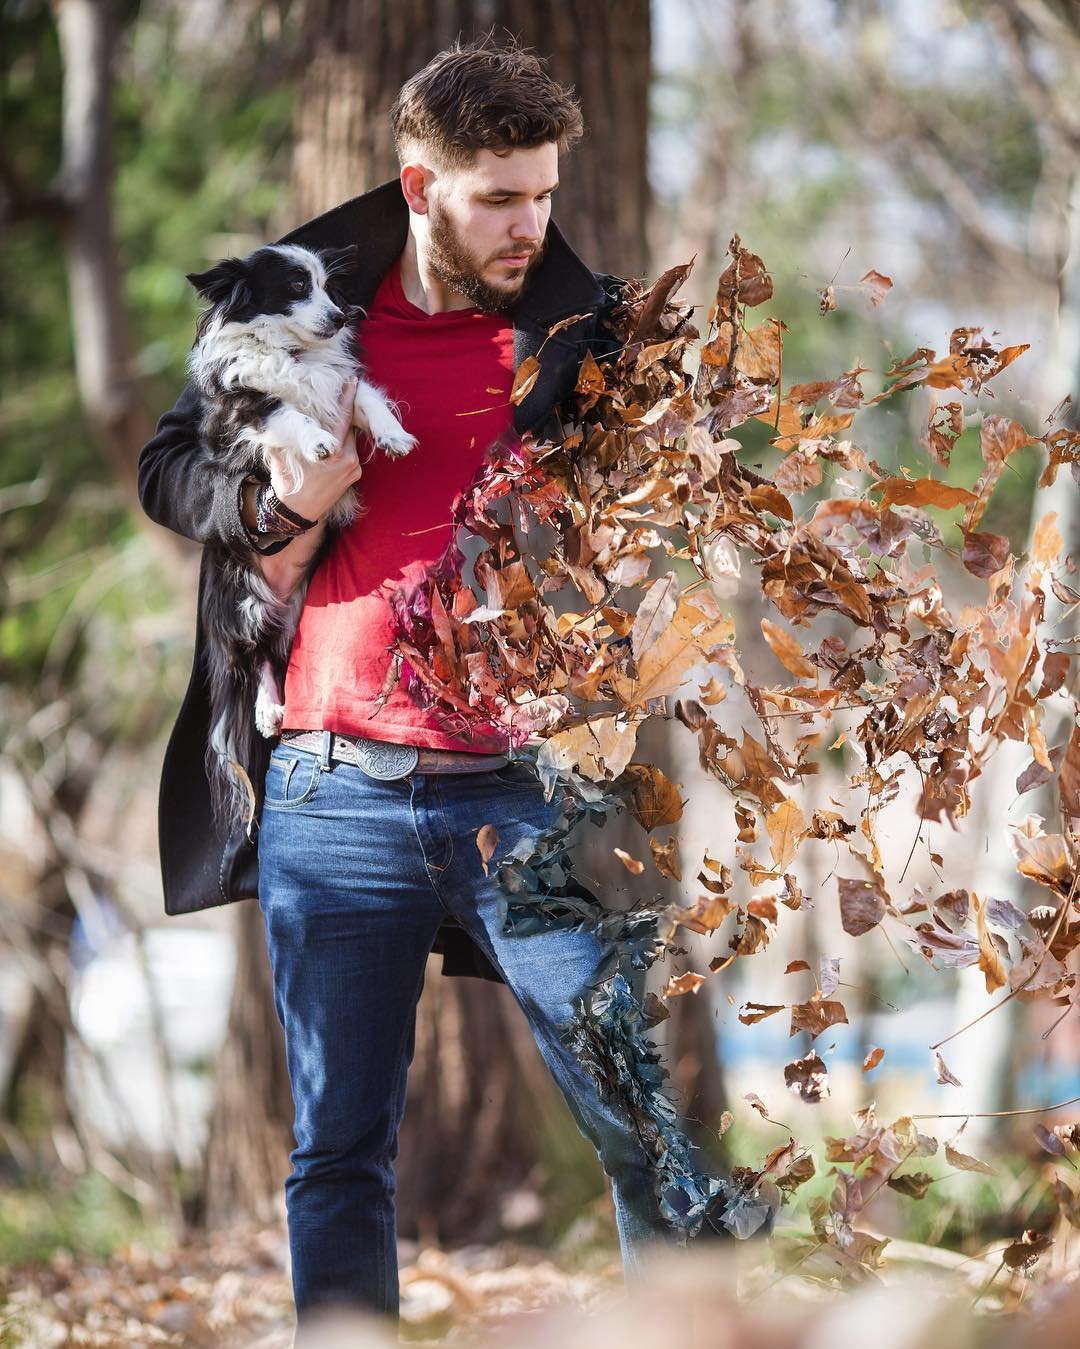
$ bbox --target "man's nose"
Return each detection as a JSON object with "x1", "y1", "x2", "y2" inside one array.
[{"x1": 509, "y1": 204, "x2": 544, "y2": 241}]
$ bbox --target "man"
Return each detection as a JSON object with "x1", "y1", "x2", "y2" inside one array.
[{"x1": 138, "y1": 38, "x2": 675, "y2": 1334}]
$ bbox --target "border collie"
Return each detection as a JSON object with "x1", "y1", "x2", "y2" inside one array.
[{"x1": 185, "y1": 242, "x2": 416, "y2": 835}]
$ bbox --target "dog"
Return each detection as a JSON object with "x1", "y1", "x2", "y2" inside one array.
[{"x1": 185, "y1": 241, "x2": 416, "y2": 833}]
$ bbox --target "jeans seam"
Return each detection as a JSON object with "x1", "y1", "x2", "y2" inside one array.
[{"x1": 409, "y1": 777, "x2": 456, "y2": 913}]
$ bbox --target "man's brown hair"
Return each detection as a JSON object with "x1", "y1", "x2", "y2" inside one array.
[{"x1": 390, "y1": 35, "x2": 583, "y2": 167}]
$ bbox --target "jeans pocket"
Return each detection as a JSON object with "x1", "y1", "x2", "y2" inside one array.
[
  {"x1": 491, "y1": 759, "x2": 543, "y2": 791},
  {"x1": 263, "y1": 748, "x2": 323, "y2": 809}
]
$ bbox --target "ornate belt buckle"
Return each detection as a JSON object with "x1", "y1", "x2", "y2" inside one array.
[{"x1": 352, "y1": 736, "x2": 420, "y2": 780}]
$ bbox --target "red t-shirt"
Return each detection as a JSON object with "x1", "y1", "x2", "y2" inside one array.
[{"x1": 281, "y1": 258, "x2": 515, "y2": 752}]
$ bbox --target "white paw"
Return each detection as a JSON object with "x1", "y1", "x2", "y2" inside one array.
[
  {"x1": 379, "y1": 427, "x2": 418, "y2": 459},
  {"x1": 362, "y1": 403, "x2": 417, "y2": 458},
  {"x1": 254, "y1": 691, "x2": 285, "y2": 739},
  {"x1": 299, "y1": 425, "x2": 338, "y2": 462}
]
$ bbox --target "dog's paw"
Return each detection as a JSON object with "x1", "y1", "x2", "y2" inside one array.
[
  {"x1": 378, "y1": 427, "x2": 418, "y2": 459},
  {"x1": 298, "y1": 425, "x2": 338, "y2": 462},
  {"x1": 254, "y1": 690, "x2": 285, "y2": 739}
]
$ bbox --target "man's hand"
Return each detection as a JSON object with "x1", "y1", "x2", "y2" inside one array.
[{"x1": 267, "y1": 376, "x2": 363, "y2": 522}]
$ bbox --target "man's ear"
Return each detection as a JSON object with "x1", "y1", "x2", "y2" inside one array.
[
  {"x1": 399, "y1": 163, "x2": 433, "y2": 215},
  {"x1": 186, "y1": 257, "x2": 250, "y2": 307}
]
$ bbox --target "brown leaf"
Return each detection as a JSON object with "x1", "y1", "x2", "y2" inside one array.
[
  {"x1": 510, "y1": 355, "x2": 541, "y2": 404},
  {"x1": 962, "y1": 530, "x2": 1010, "y2": 579},
  {"x1": 876, "y1": 477, "x2": 976, "y2": 511},
  {"x1": 619, "y1": 763, "x2": 684, "y2": 831},
  {"x1": 663, "y1": 970, "x2": 707, "y2": 998},
  {"x1": 766, "y1": 796, "x2": 806, "y2": 871},
  {"x1": 887, "y1": 1171, "x2": 933, "y2": 1200},
  {"x1": 945, "y1": 1141, "x2": 995, "y2": 1175},
  {"x1": 1002, "y1": 1229, "x2": 1052, "y2": 1272},
  {"x1": 935, "y1": 1051, "x2": 963, "y2": 1087},
  {"x1": 738, "y1": 1001, "x2": 786, "y2": 1025},
  {"x1": 859, "y1": 269, "x2": 893, "y2": 307},
  {"x1": 975, "y1": 892, "x2": 1008, "y2": 994},
  {"x1": 476, "y1": 824, "x2": 499, "y2": 876},
  {"x1": 649, "y1": 835, "x2": 682, "y2": 881},
  {"x1": 862, "y1": 1046, "x2": 885, "y2": 1072},
  {"x1": 760, "y1": 618, "x2": 817, "y2": 679},
  {"x1": 631, "y1": 573, "x2": 680, "y2": 662},
  {"x1": 790, "y1": 998, "x2": 849, "y2": 1040},
  {"x1": 784, "y1": 1050, "x2": 830, "y2": 1103},
  {"x1": 838, "y1": 875, "x2": 887, "y2": 936},
  {"x1": 613, "y1": 847, "x2": 644, "y2": 875}
]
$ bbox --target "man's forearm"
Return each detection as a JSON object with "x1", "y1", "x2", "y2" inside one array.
[{"x1": 252, "y1": 515, "x2": 328, "y2": 600}]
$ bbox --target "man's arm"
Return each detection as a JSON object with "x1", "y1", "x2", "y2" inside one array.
[
  {"x1": 137, "y1": 379, "x2": 288, "y2": 554},
  {"x1": 137, "y1": 376, "x2": 364, "y2": 563}
]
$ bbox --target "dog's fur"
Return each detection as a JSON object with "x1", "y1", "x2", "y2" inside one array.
[{"x1": 186, "y1": 242, "x2": 415, "y2": 833}]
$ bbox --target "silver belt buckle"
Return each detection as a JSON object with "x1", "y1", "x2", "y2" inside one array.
[{"x1": 352, "y1": 735, "x2": 419, "y2": 780}]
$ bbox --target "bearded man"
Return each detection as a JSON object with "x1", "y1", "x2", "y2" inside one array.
[{"x1": 138, "y1": 37, "x2": 680, "y2": 1337}]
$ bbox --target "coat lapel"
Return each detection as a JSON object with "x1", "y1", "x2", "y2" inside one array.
[{"x1": 276, "y1": 178, "x2": 604, "y2": 436}]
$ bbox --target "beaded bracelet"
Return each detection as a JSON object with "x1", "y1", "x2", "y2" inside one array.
[{"x1": 254, "y1": 483, "x2": 317, "y2": 537}]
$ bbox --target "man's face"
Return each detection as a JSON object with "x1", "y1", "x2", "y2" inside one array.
[{"x1": 420, "y1": 143, "x2": 559, "y2": 312}]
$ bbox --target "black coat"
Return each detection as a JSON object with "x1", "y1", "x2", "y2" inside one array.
[{"x1": 138, "y1": 177, "x2": 621, "y2": 985}]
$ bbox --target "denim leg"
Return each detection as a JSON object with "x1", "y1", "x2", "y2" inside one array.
[
  {"x1": 409, "y1": 768, "x2": 680, "y2": 1275},
  {"x1": 257, "y1": 750, "x2": 445, "y2": 1326}
]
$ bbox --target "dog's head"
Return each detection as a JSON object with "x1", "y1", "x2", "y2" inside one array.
[{"x1": 186, "y1": 244, "x2": 360, "y2": 347}]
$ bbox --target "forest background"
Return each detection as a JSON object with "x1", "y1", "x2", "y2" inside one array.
[{"x1": 1, "y1": 0, "x2": 1078, "y2": 1340}]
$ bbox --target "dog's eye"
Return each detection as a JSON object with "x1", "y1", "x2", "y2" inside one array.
[{"x1": 289, "y1": 279, "x2": 307, "y2": 295}]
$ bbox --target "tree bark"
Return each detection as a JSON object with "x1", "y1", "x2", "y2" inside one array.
[
  {"x1": 289, "y1": 0, "x2": 651, "y2": 279},
  {"x1": 53, "y1": 0, "x2": 155, "y2": 508}
]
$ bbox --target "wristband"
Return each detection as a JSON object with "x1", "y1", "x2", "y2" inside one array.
[{"x1": 255, "y1": 483, "x2": 317, "y2": 536}]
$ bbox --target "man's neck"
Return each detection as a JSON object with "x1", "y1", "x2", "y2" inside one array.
[{"x1": 398, "y1": 233, "x2": 475, "y2": 314}]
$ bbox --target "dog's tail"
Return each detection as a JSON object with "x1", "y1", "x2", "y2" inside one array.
[
  {"x1": 200, "y1": 556, "x2": 294, "y2": 839},
  {"x1": 206, "y1": 667, "x2": 263, "y2": 839}
]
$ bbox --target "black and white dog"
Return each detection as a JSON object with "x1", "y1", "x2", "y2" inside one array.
[{"x1": 186, "y1": 242, "x2": 415, "y2": 833}]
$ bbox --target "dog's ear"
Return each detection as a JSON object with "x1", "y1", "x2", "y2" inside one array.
[
  {"x1": 186, "y1": 258, "x2": 251, "y2": 308},
  {"x1": 321, "y1": 244, "x2": 360, "y2": 277}
]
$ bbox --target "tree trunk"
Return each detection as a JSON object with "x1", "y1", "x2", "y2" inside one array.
[
  {"x1": 289, "y1": 0, "x2": 651, "y2": 279},
  {"x1": 53, "y1": 0, "x2": 155, "y2": 508},
  {"x1": 200, "y1": 900, "x2": 295, "y2": 1228}
]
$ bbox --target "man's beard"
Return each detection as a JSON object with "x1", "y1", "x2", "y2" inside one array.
[{"x1": 425, "y1": 200, "x2": 544, "y2": 313}]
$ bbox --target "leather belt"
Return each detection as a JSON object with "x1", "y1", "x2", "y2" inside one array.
[{"x1": 279, "y1": 729, "x2": 509, "y2": 779}]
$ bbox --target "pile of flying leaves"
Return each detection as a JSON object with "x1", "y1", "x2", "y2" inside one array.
[{"x1": 384, "y1": 237, "x2": 1080, "y2": 1277}]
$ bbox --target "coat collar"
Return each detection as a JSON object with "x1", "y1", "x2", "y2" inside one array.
[{"x1": 276, "y1": 178, "x2": 604, "y2": 433}]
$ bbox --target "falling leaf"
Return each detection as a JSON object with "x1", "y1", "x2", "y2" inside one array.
[
  {"x1": 761, "y1": 618, "x2": 817, "y2": 679},
  {"x1": 649, "y1": 835, "x2": 681, "y2": 881},
  {"x1": 887, "y1": 1171, "x2": 933, "y2": 1199},
  {"x1": 476, "y1": 823, "x2": 499, "y2": 876},
  {"x1": 663, "y1": 971, "x2": 707, "y2": 998},
  {"x1": 945, "y1": 1141, "x2": 995, "y2": 1175},
  {"x1": 838, "y1": 876, "x2": 887, "y2": 936},
  {"x1": 790, "y1": 999, "x2": 849, "y2": 1040},
  {"x1": 859, "y1": 269, "x2": 893, "y2": 307},
  {"x1": 614, "y1": 847, "x2": 644, "y2": 875},
  {"x1": 862, "y1": 1047, "x2": 885, "y2": 1073},
  {"x1": 738, "y1": 1001, "x2": 786, "y2": 1025},
  {"x1": 510, "y1": 355, "x2": 541, "y2": 404},
  {"x1": 619, "y1": 763, "x2": 684, "y2": 831},
  {"x1": 784, "y1": 1051, "x2": 830, "y2": 1103},
  {"x1": 766, "y1": 796, "x2": 807, "y2": 871},
  {"x1": 934, "y1": 1051, "x2": 962, "y2": 1087},
  {"x1": 1002, "y1": 1229, "x2": 1052, "y2": 1272}
]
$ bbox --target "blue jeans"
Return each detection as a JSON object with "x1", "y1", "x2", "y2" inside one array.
[{"x1": 257, "y1": 742, "x2": 677, "y2": 1328}]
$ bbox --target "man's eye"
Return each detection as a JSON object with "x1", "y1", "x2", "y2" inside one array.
[{"x1": 486, "y1": 198, "x2": 509, "y2": 206}]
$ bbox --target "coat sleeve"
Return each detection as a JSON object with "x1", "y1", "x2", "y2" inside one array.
[{"x1": 137, "y1": 378, "x2": 292, "y2": 556}]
